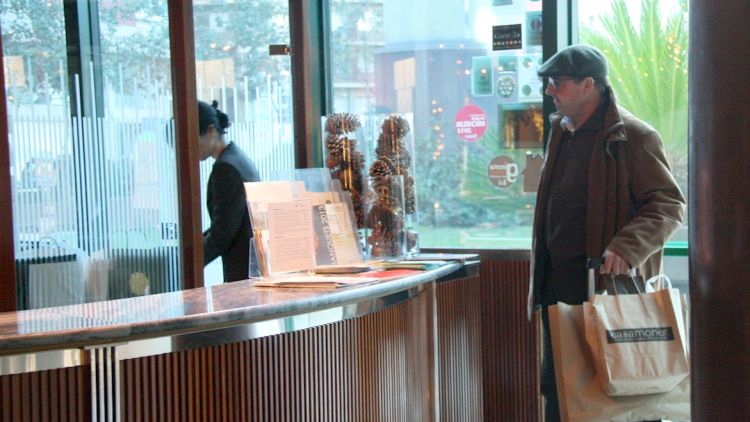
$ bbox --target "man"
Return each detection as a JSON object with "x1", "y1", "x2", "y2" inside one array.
[{"x1": 527, "y1": 45, "x2": 686, "y2": 421}]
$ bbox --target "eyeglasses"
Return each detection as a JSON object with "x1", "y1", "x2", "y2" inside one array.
[{"x1": 547, "y1": 76, "x2": 576, "y2": 88}]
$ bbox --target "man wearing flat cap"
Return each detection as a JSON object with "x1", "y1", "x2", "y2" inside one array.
[{"x1": 527, "y1": 44, "x2": 686, "y2": 421}]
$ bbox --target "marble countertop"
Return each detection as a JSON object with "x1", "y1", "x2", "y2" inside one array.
[{"x1": 0, "y1": 263, "x2": 466, "y2": 355}]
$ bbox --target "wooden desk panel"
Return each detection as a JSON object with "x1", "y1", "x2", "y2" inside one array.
[
  {"x1": 114, "y1": 277, "x2": 483, "y2": 421},
  {"x1": 0, "y1": 263, "x2": 542, "y2": 422},
  {"x1": 0, "y1": 366, "x2": 88, "y2": 421}
]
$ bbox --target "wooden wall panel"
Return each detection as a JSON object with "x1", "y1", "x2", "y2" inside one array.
[
  {"x1": 114, "y1": 276, "x2": 486, "y2": 421},
  {"x1": 1, "y1": 274, "x2": 496, "y2": 421},
  {"x1": 0, "y1": 366, "x2": 89, "y2": 422},
  {"x1": 480, "y1": 260, "x2": 541, "y2": 421},
  {"x1": 119, "y1": 287, "x2": 438, "y2": 421},
  {"x1": 437, "y1": 275, "x2": 484, "y2": 421}
]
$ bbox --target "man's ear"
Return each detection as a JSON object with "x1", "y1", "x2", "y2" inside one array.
[{"x1": 583, "y1": 76, "x2": 596, "y2": 92}]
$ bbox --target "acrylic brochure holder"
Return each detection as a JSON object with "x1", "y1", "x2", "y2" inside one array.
[{"x1": 245, "y1": 168, "x2": 365, "y2": 279}]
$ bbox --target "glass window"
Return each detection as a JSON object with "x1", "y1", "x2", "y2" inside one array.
[
  {"x1": 578, "y1": 0, "x2": 689, "y2": 290},
  {"x1": 2, "y1": 0, "x2": 181, "y2": 309},
  {"x1": 328, "y1": 0, "x2": 544, "y2": 250},
  {"x1": 193, "y1": 0, "x2": 295, "y2": 285},
  {"x1": 327, "y1": 0, "x2": 688, "y2": 259}
]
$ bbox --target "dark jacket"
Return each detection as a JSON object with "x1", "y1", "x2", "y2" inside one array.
[
  {"x1": 528, "y1": 89, "x2": 685, "y2": 318},
  {"x1": 204, "y1": 142, "x2": 260, "y2": 282}
]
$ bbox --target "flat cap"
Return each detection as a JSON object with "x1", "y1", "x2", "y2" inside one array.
[{"x1": 537, "y1": 44, "x2": 608, "y2": 79}]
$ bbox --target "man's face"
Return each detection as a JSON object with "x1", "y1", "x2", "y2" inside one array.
[{"x1": 545, "y1": 76, "x2": 587, "y2": 117}]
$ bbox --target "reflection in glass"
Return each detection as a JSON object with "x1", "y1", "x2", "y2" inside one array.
[
  {"x1": 1, "y1": 1, "x2": 181, "y2": 309},
  {"x1": 192, "y1": 0, "x2": 295, "y2": 284},
  {"x1": 578, "y1": 0, "x2": 689, "y2": 289},
  {"x1": 500, "y1": 104, "x2": 543, "y2": 149},
  {"x1": 329, "y1": 0, "x2": 543, "y2": 249}
]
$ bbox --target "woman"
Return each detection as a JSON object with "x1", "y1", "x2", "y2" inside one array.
[{"x1": 199, "y1": 100, "x2": 260, "y2": 282}]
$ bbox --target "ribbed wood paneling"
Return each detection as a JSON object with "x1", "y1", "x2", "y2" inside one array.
[
  {"x1": 437, "y1": 275, "x2": 484, "y2": 421},
  {"x1": 480, "y1": 260, "x2": 540, "y2": 421},
  {"x1": 120, "y1": 288, "x2": 437, "y2": 421},
  {"x1": 0, "y1": 275, "x2": 490, "y2": 421},
  {"x1": 0, "y1": 366, "x2": 89, "y2": 422}
]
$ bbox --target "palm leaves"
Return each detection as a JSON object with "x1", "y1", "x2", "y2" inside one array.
[{"x1": 580, "y1": 0, "x2": 688, "y2": 192}]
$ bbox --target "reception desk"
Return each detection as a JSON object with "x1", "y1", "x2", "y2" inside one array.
[{"x1": 0, "y1": 257, "x2": 540, "y2": 422}]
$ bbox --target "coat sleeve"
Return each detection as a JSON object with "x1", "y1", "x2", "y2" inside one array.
[
  {"x1": 606, "y1": 130, "x2": 686, "y2": 268},
  {"x1": 203, "y1": 163, "x2": 248, "y2": 265}
]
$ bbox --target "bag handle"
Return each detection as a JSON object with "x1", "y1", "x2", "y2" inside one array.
[
  {"x1": 586, "y1": 257, "x2": 602, "y2": 299},
  {"x1": 586, "y1": 257, "x2": 643, "y2": 296},
  {"x1": 645, "y1": 274, "x2": 673, "y2": 291},
  {"x1": 605, "y1": 273, "x2": 643, "y2": 295}
]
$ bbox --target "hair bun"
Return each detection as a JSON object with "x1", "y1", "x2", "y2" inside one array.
[{"x1": 209, "y1": 100, "x2": 231, "y2": 133}]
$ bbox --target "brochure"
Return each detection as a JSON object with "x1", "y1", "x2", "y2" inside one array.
[
  {"x1": 311, "y1": 202, "x2": 361, "y2": 266},
  {"x1": 266, "y1": 199, "x2": 315, "y2": 273}
]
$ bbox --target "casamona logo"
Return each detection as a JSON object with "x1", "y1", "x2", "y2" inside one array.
[{"x1": 606, "y1": 327, "x2": 674, "y2": 343}]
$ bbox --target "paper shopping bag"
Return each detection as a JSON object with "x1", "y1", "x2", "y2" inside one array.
[
  {"x1": 549, "y1": 303, "x2": 690, "y2": 422},
  {"x1": 646, "y1": 274, "x2": 690, "y2": 359},
  {"x1": 582, "y1": 302, "x2": 605, "y2": 381},
  {"x1": 588, "y1": 287, "x2": 689, "y2": 396}
]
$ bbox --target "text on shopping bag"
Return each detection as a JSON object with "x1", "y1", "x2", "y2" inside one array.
[{"x1": 606, "y1": 327, "x2": 675, "y2": 343}]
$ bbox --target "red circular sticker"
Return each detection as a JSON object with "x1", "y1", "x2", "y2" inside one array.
[
  {"x1": 454, "y1": 104, "x2": 487, "y2": 142},
  {"x1": 487, "y1": 155, "x2": 519, "y2": 188}
]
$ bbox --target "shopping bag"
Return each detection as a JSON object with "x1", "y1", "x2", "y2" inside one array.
[
  {"x1": 549, "y1": 303, "x2": 690, "y2": 422},
  {"x1": 582, "y1": 301, "x2": 605, "y2": 383},
  {"x1": 586, "y1": 281, "x2": 689, "y2": 396},
  {"x1": 645, "y1": 274, "x2": 690, "y2": 358}
]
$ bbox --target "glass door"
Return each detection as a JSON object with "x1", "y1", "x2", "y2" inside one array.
[
  {"x1": 0, "y1": 0, "x2": 297, "y2": 308},
  {"x1": 1, "y1": 0, "x2": 182, "y2": 309},
  {"x1": 192, "y1": 0, "x2": 295, "y2": 285}
]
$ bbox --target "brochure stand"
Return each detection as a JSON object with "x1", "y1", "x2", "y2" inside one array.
[{"x1": 245, "y1": 168, "x2": 365, "y2": 278}]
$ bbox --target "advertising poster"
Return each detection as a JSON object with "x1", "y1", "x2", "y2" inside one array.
[
  {"x1": 526, "y1": 11, "x2": 542, "y2": 46},
  {"x1": 455, "y1": 105, "x2": 488, "y2": 142},
  {"x1": 488, "y1": 155, "x2": 519, "y2": 188},
  {"x1": 517, "y1": 52, "x2": 544, "y2": 103},
  {"x1": 495, "y1": 54, "x2": 519, "y2": 103},
  {"x1": 492, "y1": 24, "x2": 522, "y2": 51},
  {"x1": 471, "y1": 56, "x2": 493, "y2": 97}
]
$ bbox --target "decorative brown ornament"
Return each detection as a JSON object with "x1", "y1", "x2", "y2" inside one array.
[{"x1": 324, "y1": 113, "x2": 366, "y2": 228}]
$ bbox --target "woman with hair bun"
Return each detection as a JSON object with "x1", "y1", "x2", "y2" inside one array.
[{"x1": 198, "y1": 100, "x2": 260, "y2": 282}]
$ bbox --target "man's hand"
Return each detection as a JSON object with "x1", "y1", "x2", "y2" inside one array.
[{"x1": 601, "y1": 249, "x2": 631, "y2": 275}]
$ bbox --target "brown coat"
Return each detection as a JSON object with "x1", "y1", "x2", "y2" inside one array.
[{"x1": 528, "y1": 89, "x2": 685, "y2": 318}]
